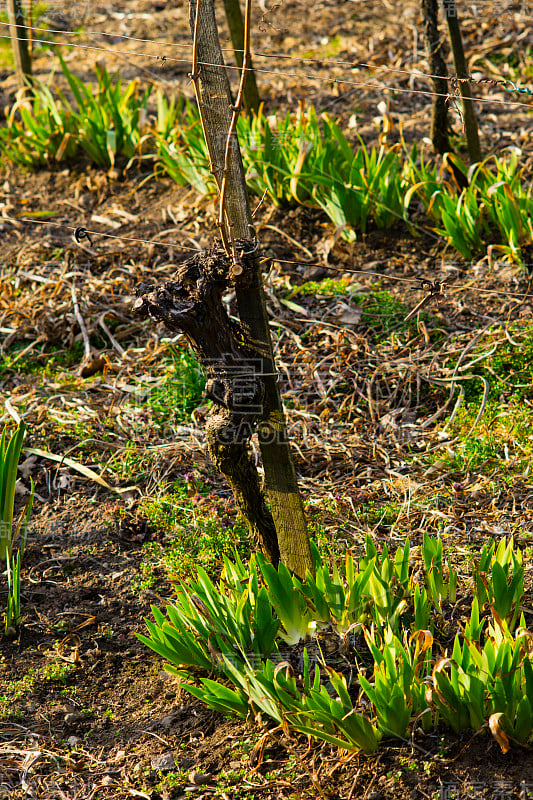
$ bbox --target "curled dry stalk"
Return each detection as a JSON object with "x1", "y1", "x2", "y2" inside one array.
[{"x1": 268, "y1": 729, "x2": 331, "y2": 800}]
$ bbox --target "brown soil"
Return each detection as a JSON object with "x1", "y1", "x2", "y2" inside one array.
[
  {"x1": 4, "y1": 494, "x2": 533, "y2": 800},
  {"x1": 1, "y1": 1, "x2": 533, "y2": 798}
]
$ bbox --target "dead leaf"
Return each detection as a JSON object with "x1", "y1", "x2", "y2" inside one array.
[
  {"x1": 23, "y1": 447, "x2": 138, "y2": 495},
  {"x1": 331, "y1": 302, "x2": 362, "y2": 326},
  {"x1": 18, "y1": 455, "x2": 38, "y2": 480},
  {"x1": 489, "y1": 713, "x2": 510, "y2": 754},
  {"x1": 79, "y1": 354, "x2": 107, "y2": 378}
]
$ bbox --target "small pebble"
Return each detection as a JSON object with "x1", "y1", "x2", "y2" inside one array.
[
  {"x1": 64, "y1": 712, "x2": 84, "y2": 724},
  {"x1": 159, "y1": 714, "x2": 177, "y2": 729},
  {"x1": 188, "y1": 771, "x2": 214, "y2": 785},
  {"x1": 151, "y1": 751, "x2": 176, "y2": 772}
]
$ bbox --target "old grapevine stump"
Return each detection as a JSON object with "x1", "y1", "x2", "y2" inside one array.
[{"x1": 133, "y1": 245, "x2": 280, "y2": 565}]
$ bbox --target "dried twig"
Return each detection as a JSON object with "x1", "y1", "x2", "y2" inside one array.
[
  {"x1": 189, "y1": 0, "x2": 231, "y2": 256},
  {"x1": 218, "y1": 0, "x2": 253, "y2": 271},
  {"x1": 70, "y1": 284, "x2": 91, "y2": 360}
]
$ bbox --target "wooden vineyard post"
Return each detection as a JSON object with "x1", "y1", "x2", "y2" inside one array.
[
  {"x1": 441, "y1": 0, "x2": 482, "y2": 162},
  {"x1": 421, "y1": 0, "x2": 451, "y2": 155},
  {"x1": 187, "y1": 0, "x2": 313, "y2": 578},
  {"x1": 6, "y1": 0, "x2": 32, "y2": 93},
  {"x1": 221, "y1": 0, "x2": 260, "y2": 113}
]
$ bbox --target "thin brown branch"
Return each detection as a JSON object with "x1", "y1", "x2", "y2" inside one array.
[
  {"x1": 190, "y1": 0, "x2": 231, "y2": 255},
  {"x1": 218, "y1": 0, "x2": 253, "y2": 270}
]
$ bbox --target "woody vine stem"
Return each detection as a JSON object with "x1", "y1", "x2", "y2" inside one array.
[
  {"x1": 218, "y1": 0, "x2": 253, "y2": 275},
  {"x1": 190, "y1": 0, "x2": 231, "y2": 256}
]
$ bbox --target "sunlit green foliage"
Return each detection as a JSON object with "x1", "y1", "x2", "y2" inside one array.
[
  {"x1": 1, "y1": 54, "x2": 530, "y2": 262},
  {"x1": 139, "y1": 534, "x2": 533, "y2": 753}
]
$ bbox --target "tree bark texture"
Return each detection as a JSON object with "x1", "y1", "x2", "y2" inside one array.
[
  {"x1": 134, "y1": 248, "x2": 280, "y2": 565},
  {"x1": 6, "y1": 0, "x2": 32, "y2": 92},
  {"x1": 441, "y1": 0, "x2": 482, "y2": 162},
  {"x1": 221, "y1": 0, "x2": 261, "y2": 113},
  {"x1": 421, "y1": 0, "x2": 451, "y2": 155},
  {"x1": 186, "y1": 0, "x2": 313, "y2": 578}
]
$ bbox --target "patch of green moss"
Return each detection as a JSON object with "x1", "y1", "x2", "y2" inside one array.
[{"x1": 451, "y1": 325, "x2": 533, "y2": 404}]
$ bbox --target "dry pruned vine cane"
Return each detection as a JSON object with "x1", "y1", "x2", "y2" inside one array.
[
  {"x1": 189, "y1": 0, "x2": 231, "y2": 257},
  {"x1": 440, "y1": 0, "x2": 482, "y2": 162},
  {"x1": 7, "y1": 0, "x2": 32, "y2": 93},
  {"x1": 218, "y1": 0, "x2": 253, "y2": 274},
  {"x1": 221, "y1": 0, "x2": 260, "y2": 113}
]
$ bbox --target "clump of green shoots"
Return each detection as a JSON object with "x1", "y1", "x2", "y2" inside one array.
[
  {"x1": 1, "y1": 421, "x2": 34, "y2": 635},
  {"x1": 0, "y1": 51, "x2": 152, "y2": 168},
  {"x1": 1, "y1": 49, "x2": 531, "y2": 264},
  {"x1": 139, "y1": 533, "x2": 533, "y2": 754}
]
